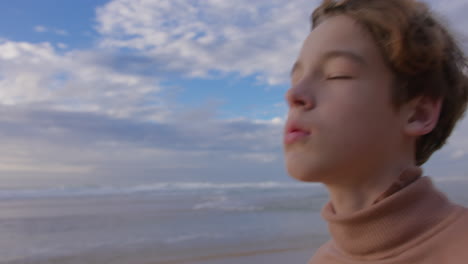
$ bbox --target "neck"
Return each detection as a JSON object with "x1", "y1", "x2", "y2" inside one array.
[
  {"x1": 321, "y1": 174, "x2": 459, "y2": 257},
  {"x1": 323, "y1": 159, "x2": 416, "y2": 216}
]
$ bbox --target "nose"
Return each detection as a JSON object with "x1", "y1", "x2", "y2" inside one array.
[{"x1": 285, "y1": 83, "x2": 314, "y2": 110}]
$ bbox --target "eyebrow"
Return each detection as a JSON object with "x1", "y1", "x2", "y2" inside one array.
[{"x1": 290, "y1": 50, "x2": 366, "y2": 77}]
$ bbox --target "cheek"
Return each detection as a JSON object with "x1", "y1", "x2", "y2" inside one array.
[{"x1": 324, "y1": 95, "x2": 388, "y2": 145}]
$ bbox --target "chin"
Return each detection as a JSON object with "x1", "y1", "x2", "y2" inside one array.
[
  {"x1": 284, "y1": 149, "x2": 330, "y2": 182},
  {"x1": 289, "y1": 172, "x2": 323, "y2": 182},
  {"x1": 286, "y1": 159, "x2": 323, "y2": 183}
]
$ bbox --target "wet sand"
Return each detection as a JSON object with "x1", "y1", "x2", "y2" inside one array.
[
  {"x1": 153, "y1": 247, "x2": 316, "y2": 264},
  {"x1": 2, "y1": 235, "x2": 327, "y2": 264}
]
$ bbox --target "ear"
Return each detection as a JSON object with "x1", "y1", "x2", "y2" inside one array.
[{"x1": 403, "y1": 96, "x2": 442, "y2": 137}]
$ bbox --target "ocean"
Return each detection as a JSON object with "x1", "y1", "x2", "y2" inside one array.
[
  {"x1": 0, "y1": 177, "x2": 467, "y2": 264},
  {"x1": 0, "y1": 181, "x2": 330, "y2": 264}
]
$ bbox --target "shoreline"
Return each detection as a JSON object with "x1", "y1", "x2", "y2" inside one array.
[
  {"x1": 153, "y1": 246, "x2": 315, "y2": 264},
  {"x1": 3, "y1": 237, "x2": 326, "y2": 264}
]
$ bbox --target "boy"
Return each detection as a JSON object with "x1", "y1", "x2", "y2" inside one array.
[{"x1": 283, "y1": 0, "x2": 468, "y2": 263}]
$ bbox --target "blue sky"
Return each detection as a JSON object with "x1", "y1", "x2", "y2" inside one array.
[
  {"x1": 0, "y1": 0, "x2": 467, "y2": 189},
  {"x1": 0, "y1": 0, "x2": 106, "y2": 49}
]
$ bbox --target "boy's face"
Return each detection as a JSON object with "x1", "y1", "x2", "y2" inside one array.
[{"x1": 284, "y1": 15, "x2": 405, "y2": 184}]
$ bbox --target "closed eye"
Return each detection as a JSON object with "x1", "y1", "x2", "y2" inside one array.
[{"x1": 327, "y1": 76, "x2": 353, "y2": 80}]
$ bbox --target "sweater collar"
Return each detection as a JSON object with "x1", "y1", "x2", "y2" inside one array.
[{"x1": 321, "y1": 166, "x2": 456, "y2": 258}]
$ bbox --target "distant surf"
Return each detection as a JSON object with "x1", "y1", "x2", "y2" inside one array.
[{"x1": 0, "y1": 181, "x2": 320, "y2": 200}]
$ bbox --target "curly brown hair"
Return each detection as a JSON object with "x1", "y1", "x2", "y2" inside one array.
[{"x1": 311, "y1": 0, "x2": 468, "y2": 165}]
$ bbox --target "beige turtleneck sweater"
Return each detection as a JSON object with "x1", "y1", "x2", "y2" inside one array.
[{"x1": 309, "y1": 168, "x2": 468, "y2": 263}]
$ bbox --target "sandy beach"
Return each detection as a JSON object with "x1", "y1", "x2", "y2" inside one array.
[
  {"x1": 3, "y1": 235, "x2": 327, "y2": 264},
  {"x1": 154, "y1": 247, "x2": 316, "y2": 264}
]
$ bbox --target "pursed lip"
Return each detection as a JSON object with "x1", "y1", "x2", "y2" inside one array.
[{"x1": 284, "y1": 120, "x2": 311, "y2": 145}]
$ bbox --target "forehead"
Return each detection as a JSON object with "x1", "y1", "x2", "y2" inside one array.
[{"x1": 296, "y1": 15, "x2": 382, "y2": 67}]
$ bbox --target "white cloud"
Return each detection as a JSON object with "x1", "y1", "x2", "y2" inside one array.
[
  {"x1": 444, "y1": 117, "x2": 468, "y2": 159},
  {"x1": 34, "y1": 25, "x2": 48, "y2": 33},
  {"x1": 0, "y1": 40, "x2": 166, "y2": 120},
  {"x1": 253, "y1": 117, "x2": 284, "y2": 125},
  {"x1": 95, "y1": 0, "x2": 468, "y2": 86},
  {"x1": 96, "y1": 0, "x2": 319, "y2": 85},
  {"x1": 0, "y1": 105, "x2": 285, "y2": 184},
  {"x1": 33, "y1": 25, "x2": 70, "y2": 36},
  {"x1": 424, "y1": 0, "x2": 468, "y2": 51},
  {"x1": 451, "y1": 150, "x2": 465, "y2": 160},
  {"x1": 55, "y1": 29, "x2": 69, "y2": 36},
  {"x1": 229, "y1": 153, "x2": 279, "y2": 163},
  {"x1": 1, "y1": 0, "x2": 467, "y2": 186},
  {"x1": 57, "y1": 42, "x2": 68, "y2": 49},
  {"x1": 0, "y1": 35, "x2": 287, "y2": 183},
  {"x1": 0, "y1": 162, "x2": 92, "y2": 174}
]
